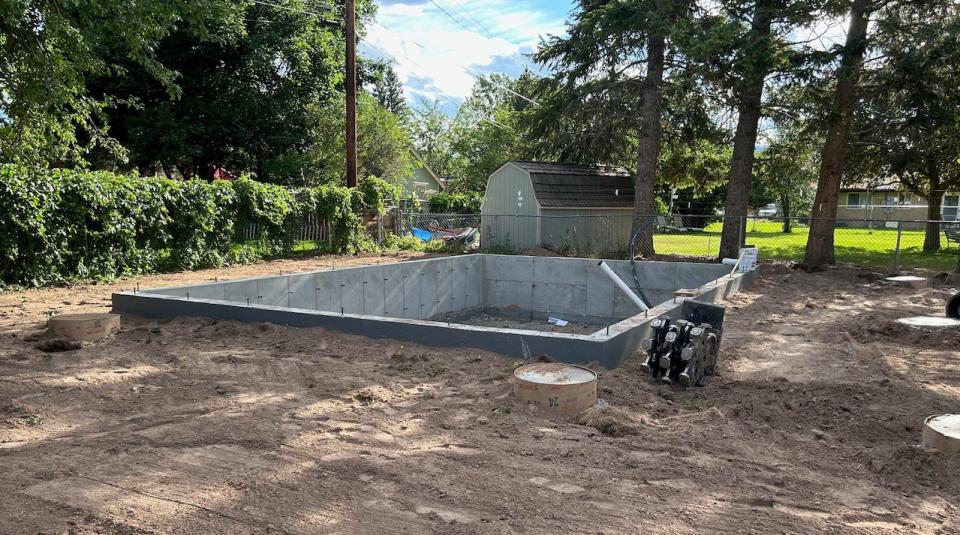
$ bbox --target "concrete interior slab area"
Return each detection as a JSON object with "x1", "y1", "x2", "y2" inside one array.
[{"x1": 112, "y1": 255, "x2": 754, "y2": 368}]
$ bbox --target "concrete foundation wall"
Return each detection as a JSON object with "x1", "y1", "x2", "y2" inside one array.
[
  {"x1": 479, "y1": 256, "x2": 727, "y2": 323},
  {"x1": 120, "y1": 254, "x2": 750, "y2": 369},
  {"x1": 145, "y1": 256, "x2": 484, "y2": 320},
  {"x1": 144, "y1": 255, "x2": 728, "y2": 325}
]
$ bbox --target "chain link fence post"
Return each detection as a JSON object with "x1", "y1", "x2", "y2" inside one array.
[
  {"x1": 740, "y1": 215, "x2": 747, "y2": 248},
  {"x1": 892, "y1": 221, "x2": 903, "y2": 274}
]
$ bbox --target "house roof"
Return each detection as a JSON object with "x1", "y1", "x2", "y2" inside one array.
[
  {"x1": 508, "y1": 161, "x2": 634, "y2": 208},
  {"x1": 410, "y1": 150, "x2": 444, "y2": 191},
  {"x1": 840, "y1": 180, "x2": 902, "y2": 192}
]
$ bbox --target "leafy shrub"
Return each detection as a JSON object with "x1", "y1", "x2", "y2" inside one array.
[
  {"x1": 163, "y1": 178, "x2": 237, "y2": 270},
  {"x1": 353, "y1": 175, "x2": 400, "y2": 215},
  {"x1": 655, "y1": 196, "x2": 669, "y2": 215},
  {"x1": 481, "y1": 228, "x2": 515, "y2": 254},
  {"x1": 382, "y1": 233, "x2": 425, "y2": 251},
  {"x1": 233, "y1": 177, "x2": 295, "y2": 255},
  {"x1": 381, "y1": 233, "x2": 464, "y2": 254},
  {"x1": 0, "y1": 165, "x2": 400, "y2": 286},
  {"x1": 422, "y1": 239, "x2": 454, "y2": 253},
  {"x1": 427, "y1": 191, "x2": 482, "y2": 214},
  {"x1": 0, "y1": 166, "x2": 61, "y2": 286}
]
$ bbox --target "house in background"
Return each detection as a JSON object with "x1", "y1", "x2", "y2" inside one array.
[
  {"x1": 392, "y1": 151, "x2": 445, "y2": 202},
  {"x1": 481, "y1": 161, "x2": 635, "y2": 254},
  {"x1": 837, "y1": 181, "x2": 959, "y2": 228}
]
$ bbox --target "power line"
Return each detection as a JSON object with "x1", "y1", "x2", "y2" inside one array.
[
  {"x1": 372, "y1": 21, "x2": 539, "y2": 106},
  {"x1": 252, "y1": 0, "x2": 335, "y2": 24},
  {"x1": 451, "y1": 0, "x2": 493, "y2": 35},
  {"x1": 361, "y1": 38, "x2": 512, "y2": 131},
  {"x1": 254, "y1": 0, "x2": 540, "y2": 110},
  {"x1": 358, "y1": 36, "x2": 484, "y2": 115},
  {"x1": 427, "y1": 0, "x2": 477, "y2": 34},
  {"x1": 358, "y1": 36, "x2": 459, "y2": 102},
  {"x1": 249, "y1": 2, "x2": 458, "y2": 104},
  {"x1": 252, "y1": 0, "x2": 516, "y2": 132},
  {"x1": 428, "y1": 0, "x2": 546, "y2": 78}
]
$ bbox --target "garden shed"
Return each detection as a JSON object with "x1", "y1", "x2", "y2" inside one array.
[{"x1": 480, "y1": 161, "x2": 635, "y2": 254}]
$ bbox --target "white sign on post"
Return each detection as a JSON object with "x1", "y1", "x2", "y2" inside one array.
[{"x1": 737, "y1": 247, "x2": 758, "y2": 271}]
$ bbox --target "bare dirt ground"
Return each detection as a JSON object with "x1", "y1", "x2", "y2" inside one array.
[
  {"x1": 1, "y1": 257, "x2": 959, "y2": 534},
  {"x1": 451, "y1": 312, "x2": 601, "y2": 335}
]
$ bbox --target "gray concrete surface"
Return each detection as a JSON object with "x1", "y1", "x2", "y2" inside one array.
[{"x1": 116, "y1": 255, "x2": 752, "y2": 368}]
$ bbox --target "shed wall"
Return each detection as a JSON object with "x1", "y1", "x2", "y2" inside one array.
[
  {"x1": 539, "y1": 208, "x2": 633, "y2": 255},
  {"x1": 481, "y1": 163, "x2": 540, "y2": 251}
]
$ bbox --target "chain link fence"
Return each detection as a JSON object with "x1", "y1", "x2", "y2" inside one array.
[
  {"x1": 396, "y1": 212, "x2": 960, "y2": 272},
  {"x1": 397, "y1": 212, "x2": 482, "y2": 235}
]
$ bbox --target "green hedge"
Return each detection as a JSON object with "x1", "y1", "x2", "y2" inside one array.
[
  {"x1": 0, "y1": 165, "x2": 399, "y2": 287},
  {"x1": 427, "y1": 191, "x2": 483, "y2": 214}
]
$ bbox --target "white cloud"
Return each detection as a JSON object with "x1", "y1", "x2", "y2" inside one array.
[{"x1": 362, "y1": 0, "x2": 569, "y2": 105}]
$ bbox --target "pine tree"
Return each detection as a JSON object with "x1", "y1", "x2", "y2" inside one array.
[
  {"x1": 374, "y1": 64, "x2": 407, "y2": 118},
  {"x1": 709, "y1": 0, "x2": 831, "y2": 259},
  {"x1": 802, "y1": 0, "x2": 872, "y2": 266},
  {"x1": 532, "y1": 0, "x2": 696, "y2": 256},
  {"x1": 839, "y1": 0, "x2": 960, "y2": 254}
]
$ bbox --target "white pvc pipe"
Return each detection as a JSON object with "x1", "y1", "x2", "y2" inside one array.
[{"x1": 597, "y1": 261, "x2": 649, "y2": 311}]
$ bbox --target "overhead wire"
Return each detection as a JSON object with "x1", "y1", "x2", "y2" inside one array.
[
  {"x1": 245, "y1": 0, "x2": 470, "y2": 111},
  {"x1": 252, "y1": 0, "x2": 336, "y2": 24},
  {"x1": 355, "y1": 29, "x2": 514, "y2": 131},
  {"x1": 246, "y1": 0, "x2": 597, "y2": 138},
  {"x1": 451, "y1": 0, "x2": 493, "y2": 35},
  {"x1": 427, "y1": 0, "x2": 547, "y2": 76},
  {"x1": 371, "y1": 20, "x2": 540, "y2": 106}
]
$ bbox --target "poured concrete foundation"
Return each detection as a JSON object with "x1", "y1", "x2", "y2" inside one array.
[{"x1": 112, "y1": 255, "x2": 754, "y2": 368}]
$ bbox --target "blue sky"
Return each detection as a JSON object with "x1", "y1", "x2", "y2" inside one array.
[
  {"x1": 360, "y1": 1, "x2": 850, "y2": 116},
  {"x1": 362, "y1": 0, "x2": 574, "y2": 111}
]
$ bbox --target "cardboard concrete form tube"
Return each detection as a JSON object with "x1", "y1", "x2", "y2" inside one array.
[
  {"x1": 513, "y1": 363, "x2": 597, "y2": 415},
  {"x1": 922, "y1": 414, "x2": 960, "y2": 455},
  {"x1": 886, "y1": 275, "x2": 928, "y2": 289},
  {"x1": 48, "y1": 313, "x2": 121, "y2": 341}
]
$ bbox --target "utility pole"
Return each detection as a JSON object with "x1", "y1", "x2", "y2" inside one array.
[{"x1": 345, "y1": 0, "x2": 358, "y2": 188}]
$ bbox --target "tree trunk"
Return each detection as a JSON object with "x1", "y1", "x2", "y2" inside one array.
[
  {"x1": 924, "y1": 181, "x2": 944, "y2": 252},
  {"x1": 781, "y1": 194, "x2": 792, "y2": 233},
  {"x1": 632, "y1": 33, "x2": 666, "y2": 257},
  {"x1": 803, "y1": 0, "x2": 871, "y2": 267},
  {"x1": 256, "y1": 154, "x2": 266, "y2": 182},
  {"x1": 197, "y1": 157, "x2": 214, "y2": 181},
  {"x1": 718, "y1": 3, "x2": 774, "y2": 259}
]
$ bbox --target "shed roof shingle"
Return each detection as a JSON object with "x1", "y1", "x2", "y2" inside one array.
[{"x1": 508, "y1": 161, "x2": 635, "y2": 208}]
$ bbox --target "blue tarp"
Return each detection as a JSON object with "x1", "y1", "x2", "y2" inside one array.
[{"x1": 412, "y1": 227, "x2": 433, "y2": 242}]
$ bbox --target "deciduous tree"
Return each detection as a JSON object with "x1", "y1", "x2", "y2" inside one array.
[{"x1": 0, "y1": 0, "x2": 244, "y2": 165}]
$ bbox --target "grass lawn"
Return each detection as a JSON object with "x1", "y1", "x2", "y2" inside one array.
[{"x1": 654, "y1": 220, "x2": 960, "y2": 271}]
